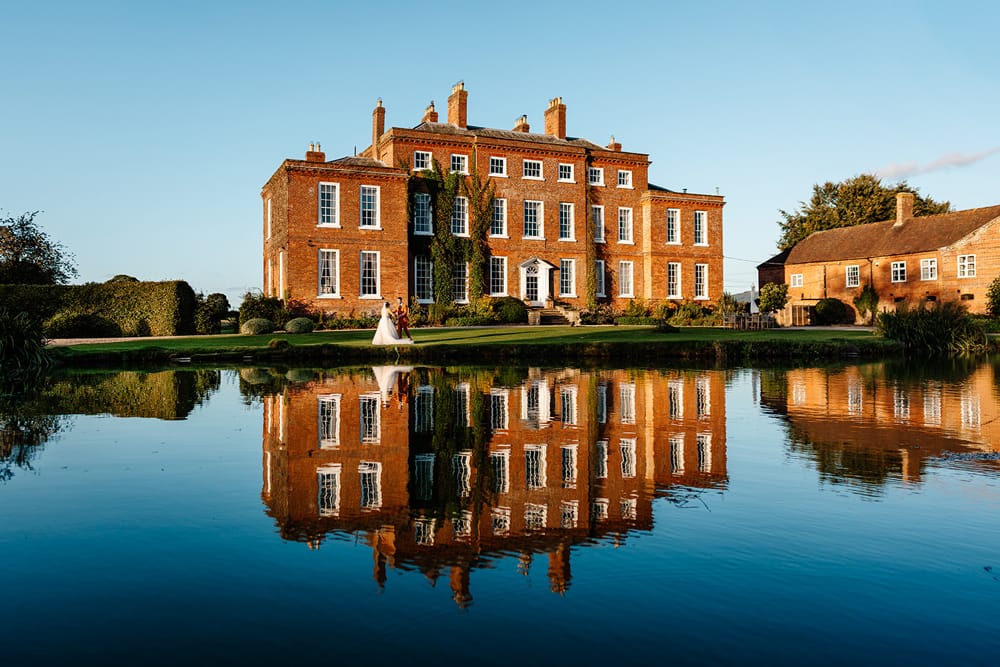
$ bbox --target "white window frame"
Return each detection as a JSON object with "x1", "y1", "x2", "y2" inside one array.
[
  {"x1": 359, "y1": 394, "x2": 381, "y2": 444},
  {"x1": 619, "y1": 261, "x2": 634, "y2": 298},
  {"x1": 617, "y1": 169, "x2": 633, "y2": 189},
  {"x1": 523, "y1": 200, "x2": 544, "y2": 239},
  {"x1": 620, "y1": 383, "x2": 636, "y2": 424},
  {"x1": 359, "y1": 250, "x2": 380, "y2": 299},
  {"x1": 558, "y1": 163, "x2": 574, "y2": 183},
  {"x1": 451, "y1": 196, "x2": 469, "y2": 236},
  {"x1": 450, "y1": 153, "x2": 469, "y2": 175},
  {"x1": 558, "y1": 202, "x2": 574, "y2": 241},
  {"x1": 958, "y1": 254, "x2": 976, "y2": 278},
  {"x1": 595, "y1": 260, "x2": 606, "y2": 297},
  {"x1": 694, "y1": 263, "x2": 709, "y2": 300},
  {"x1": 559, "y1": 259, "x2": 576, "y2": 297},
  {"x1": 318, "y1": 395, "x2": 342, "y2": 449},
  {"x1": 491, "y1": 198, "x2": 508, "y2": 237},
  {"x1": 413, "y1": 192, "x2": 433, "y2": 235},
  {"x1": 489, "y1": 156, "x2": 507, "y2": 177},
  {"x1": 561, "y1": 444, "x2": 578, "y2": 488},
  {"x1": 317, "y1": 463, "x2": 342, "y2": 517},
  {"x1": 490, "y1": 391, "x2": 509, "y2": 432},
  {"x1": 525, "y1": 444, "x2": 547, "y2": 490},
  {"x1": 790, "y1": 273, "x2": 803, "y2": 288},
  {"x1": 592, "y1": 205, "x2": 605, "y2": 243},
  {"x1": 693, "y1": 210, "x2": 707, "y2": 246},
  {"x1": 846, "y1": 265, "x2": 860, "y2": 288},
  {"x1": 359, "y1": 185, "x2": 380, "y2": 229},
  {"x1": 490, "y1": 256, "x2": 508, "y2": 296},
  {"x1": 891, "y1": 261, "x2": 906, "y2": 283},
  {"x1": 920, "y1": 258, "x2": 938, "y2": 281},
  {"x1": 413, "y1": 150, "x2": 432, "y2": 171},
  {"x1": 414, "y1": 255, "x2": 433, "y2": 303},
  {"x1": 620, "y1": 438, "x2": 637, "y2": 478},
  {"x1": 618, "y1": 207, "x2": 633, "y2": 244},
  {"x1": 358, "y1": 461, "x2": 382, "y2": 509},
  {"x1": 318, "y1": 181, "x2": 340, "y2": 227},
  {"x1": 588, "y1": 166, "x2": 604, "y2": 186},
  {"x1": 453, "y1": 261, "x2": 469, "y2": 304},
  {"x1": 318, "y1": 249, "x2": 340, "y2": 298},
  {"x1": 667, "y1": 262, "x2": 681, "y2": 299},
  {"x1": 666, "y1": 208, "x2": 680, "y2": 244},
  {"x1": 522, "y1": 159, "x2": 543, "y2": 180}
]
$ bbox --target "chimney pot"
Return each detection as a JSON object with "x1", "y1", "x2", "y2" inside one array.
[
  {"x1": 513, "y1": 114, "x2": 530, "y2": 132},
  {"x1": 422, "y1": 101, "x2": 438, "y2": 123}
]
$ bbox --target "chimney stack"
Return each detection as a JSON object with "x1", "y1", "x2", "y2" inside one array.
[
  {"x1": 305, "y1": 142, "x2": 325, "y2": 162},
  {"x1": 422, "y1": 101, "x2": 438, "y2": 123},
  {"x1": 895, "y1": 192, "x2": 914, "y2": 226},
  {"x1": 448, "y1": 82, "x2": 468, "y2": 128},
  {"x1": 544, "y1": 96, "x2": 566, "y2": 139},
  {"x1": 513, "y1": 114, "x2": 530, "y2": 132},
  {"x1": 371, "y1": 99, "x2": 385, "y2": 159},
  {"x1": 607, "y1": 135, "x2": 621, "y2": 151}
]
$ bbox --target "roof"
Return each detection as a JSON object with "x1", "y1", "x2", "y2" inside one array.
[
  {"x1": 785, "y1": 205, "x2": 1000, "y2": 264},
  {"x1": 757, "y1": 248, "x2": 791, "y2": 269},
  {"x1": 407, "y1": 121, "x2": 615, "y2": 152},
  {"x1": 328, "y1": 156, "x2": 390, "y2": 168}
]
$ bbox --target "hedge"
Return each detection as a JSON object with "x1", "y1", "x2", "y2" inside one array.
[{"x1": 0, "y1": 280, "x2": 197, "y2": 337}]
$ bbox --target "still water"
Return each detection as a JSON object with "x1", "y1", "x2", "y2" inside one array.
[{"x1": 1, "y1": 362, "x2": 998, "y2": 666}]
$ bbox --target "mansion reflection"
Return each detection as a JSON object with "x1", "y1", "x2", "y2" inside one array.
[
  {"x1": 759, "y1": 362, "x2": 1000, "y2": 491},
  {"x1": 260, "y1": 367, "x2": 728, "y2": 604}
]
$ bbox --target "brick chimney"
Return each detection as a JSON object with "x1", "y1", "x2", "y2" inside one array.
[
  {"x1": 421, "y1": 101, "x2": 438, "y2": 123},
  {"x1": 371, "y1": 99, "x2": 385, "y2": 158},
  {"x1": 607, "y1": 135, "x2": 621, "y2": 151},
  {"x1": 895, "y1": 192, "x2": 914, "y2": 226},
  {"x1": 544, "y1": 96, "x2": 566, "y2": 139},
  {"x1": 305, "y1": 142, "x2": 325, "y2": 162},
  {"x1": 448, "y1": 82, "x2": 467, "y2": 128},
  {"x1": 513, "y1": 114, "x2": 530, "y2": 132}
]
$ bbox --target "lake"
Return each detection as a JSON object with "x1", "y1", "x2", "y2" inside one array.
[{"x1": 1, "y1": 361, "x2": 998, "y2": 666}]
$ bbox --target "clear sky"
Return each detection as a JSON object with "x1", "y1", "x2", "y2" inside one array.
[{"x1": 2, "y1": 0, "x2": 997, "y2": 305}]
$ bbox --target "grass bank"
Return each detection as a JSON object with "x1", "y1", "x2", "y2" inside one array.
[{"x1": 48, "y1": 325, "x2": 903, "y2": 367}]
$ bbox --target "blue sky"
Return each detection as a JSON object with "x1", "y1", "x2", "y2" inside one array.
[{"x1": 2, "y1": 0, "x2": 997, "y2": 304}]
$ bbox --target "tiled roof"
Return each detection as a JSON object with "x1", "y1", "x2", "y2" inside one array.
[
  {"x1": 786, "y1": 205, "x2": 1000, "y2": 264},
  {"x1": 409, "y1": 122, "x2": 610, "y2": 151},
  {"x1": 757, "y1": 248, "x2": 791, "y2": 269},
  {"x1": 328, "y1": 156, "x2": 390, "y2": 168}
]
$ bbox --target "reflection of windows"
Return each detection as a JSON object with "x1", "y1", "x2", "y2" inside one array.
[
  {"x1": 360, "y1": 393, "x2": 380, "y2": 443},
  {"x1": 490, "y1": 449, "x2": 510, "y2": 494},
  {"x1": 453, "y1": 451, "x2": 472, "y2": 497},
  {"x1": 670, "y1": 435, "x2": 685, "y2": 475},
  {"x1": 453, "y1": 511, "x2": 473, "y2": 540},
  {"x1": 561, "y1": 444, "x2": 578, "y2": 488},
  {"x1": 669, "y1": 380, "x2": 683, "y2": 419},
  {"x1": 620, "y1": 438, "x2": 636, "y2": 478},
  {"x1": 492, "y1": 507, "x2": 511, "y2": 536},
  {"x1": 317, "y1": 464, "x2": 342, "y2": 517},
  {"x1": 620, "y1": 382, "x2": 636, "y2": 424},
  {"x1": 414, "y1": 385, "x2": 434, "y2": 432},
  {"x1": 525, "y1": 444, "x2": 547, "y2": 489},
  {"x1": 792, "y1": 381, "x2": 806, "y2": 407},
  {"x1": 359, "y1": 461, "x2": 382, "y2": 510},
  {"x1": 318, "y1": 394, "x2": 341, "y2": 448},
  {"x1": 697, "y1": 433, "x2": 712, "y2": 472},
  {"x1": 596, "y1": 383, "x2": 607, "y2": 424},
  {"x1": 525, "y1": 503, "x2": 547, "y2": 531},
  {"x1": 595, "y1": 439, "x2": 608, "y2": 479},
  {"x1": 560, "y1": 385, "x2": 578, "y2": 425},
  {"x1": 490, "y1": 389, "x2": 509, "y2": 431},
  {"x1": 560, "y1": 500, "x2": 578, "y2": 529},
  {"x1": 923, "y1": 382, "x2": 942, "y2": 425},
  {"x1": 414, "y1": 517, "x2": 436, "y2": 545},
  {"x1": 592, "y1": 498, "x2": 609, "y2": 521},
  {"x1": 847, "y1": 380, "x2": 863, "y2": 415},
  {"x1": 414, "y1": 453, "x2": 435, "y2": 501},
  {"x1": 522, "y1": 380, "x2": 550, "y2": 425},
  {"x1": 455, "y1": 382, "x2": 471, "y2": 427},
  {"x1": 893, "y1": 387, "x2": 910, "y2": 421},
  {"x1": 696, "y1": 376, "x2": 711, "y2": 418},
  {"x1": 961, "y1": 389, "x2": 981, "y2": 429},
  {"x1": 621, "y1": 497, "x2": 637, "y2": 521}
]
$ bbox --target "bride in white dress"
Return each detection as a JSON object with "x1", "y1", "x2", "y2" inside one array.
[{"x1": 372, "y1": 302, "x2": 413, "y2": 345}]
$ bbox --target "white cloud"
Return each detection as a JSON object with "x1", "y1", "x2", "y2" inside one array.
[{"x1": 876, "y1": 147, "x2": 1000, "y2": 179}]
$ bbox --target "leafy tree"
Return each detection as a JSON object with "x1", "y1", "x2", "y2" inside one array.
[
  {"x1": 776, "y1": 174, "x2": 950, "y2": 250},
  {"x1": 0, "y1": 211, "x2": 78, "y2": 285},
  {"x1": 758, "y1": 282, "x2": 789, "y2": 314},
  {"x1": 987, "y1": 276, "x2": 1000, "y2": 318}
]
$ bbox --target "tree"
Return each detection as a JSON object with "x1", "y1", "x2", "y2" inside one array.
[
  {"x1": 776, "y1": 174, "x2": 950, "y2": 250},
  {"x1": 758, "y1": 282, "x2": 789, "y2": 314},
  {"x1": 987, "y1": 276, "x2": 1000, "y2": 318},
  {"x1": 0, "y1": 211, "x2": 78, "y2": 285}
]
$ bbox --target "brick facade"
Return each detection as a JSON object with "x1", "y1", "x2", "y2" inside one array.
[{"x1": 262, "y1": 84, "x2": 724, "y2": 315}]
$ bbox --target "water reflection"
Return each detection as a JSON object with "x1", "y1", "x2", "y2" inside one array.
[
  {"x1": 759, "y1": 360, "x2": 1000, "y2": 493},
  {"x1": 260, "y1": 366, "x2": 729, "y2": 604}
]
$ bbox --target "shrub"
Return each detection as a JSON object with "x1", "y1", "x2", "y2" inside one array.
[
  {"x1": 758, "y1": 282, "x2": 789, "y2": 315},
  {"x1": 238, "y1": 292, "x2": 285, "y2": 326},
  {"x1": 194, "y1": 292, "x2": 232, "y2": 335},
  {"x1": 0, "y1": 309, "x2": 49, "y2": 370},
  {"x1": 669, "y1": 301, "x2": 708, "y2": 325},
  {"x1": 623, "y1": 298, "x2": 652, "y2": 318},
  {"x1": 876, "y1": 301, "x2": 987, "y2": 355},
  {"x1": 987, "y1": 276, "x2": 1000, "y2": 317},
  {"x1": 284, "y1": 317, "x2": 315, "y2": 333},
  {"x1": 579, "y1": 304, "x2": 618, "y2": 325},
  {"x1": 814, "y1": 298, "x2": 848, "y2": 325},
  {"x1": 44, "y1": 311, "x2": 123, "y2": 338},
  {"x1": 240, "y1": 318, "x2": 274, "y2": 335},
  {"x1": 615, "y1": 316, "x2": 660, "y2": 325},
  {"x1": 492, "y1": 296, "x2": 528, "y2": 324}
]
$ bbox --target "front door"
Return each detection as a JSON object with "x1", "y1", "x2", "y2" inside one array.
[
  {"x1": 526, "y1": 273, "x2": 538, "y2": 303},
  {"x1": 522, "y1": 262, "x2": 548, "y2": 307}
]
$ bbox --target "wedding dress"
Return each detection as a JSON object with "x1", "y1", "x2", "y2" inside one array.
[{"x1": 372, "y1": 302, "x2": 412, "y2": 345}]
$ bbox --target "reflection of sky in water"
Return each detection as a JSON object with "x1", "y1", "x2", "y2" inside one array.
[{"x1": 0, "y1": 364, "x2": 997, "y2": 665}]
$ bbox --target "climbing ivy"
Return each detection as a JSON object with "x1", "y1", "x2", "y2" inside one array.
[{"x1": 463, "y1": 153, "x2": 496, "y2": 301}]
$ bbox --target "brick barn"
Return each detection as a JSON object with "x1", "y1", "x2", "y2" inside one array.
[{"x1": 261, "y1": 83, "x2": 724, "y2": 316}]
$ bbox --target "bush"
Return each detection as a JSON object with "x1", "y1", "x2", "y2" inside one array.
[
  {"x1": 240, "y1": 318, "x2": 274, "y2": 335},
  {"x1": 239, "y1": 291, "x2": 287, "y2": 326},
  {"x1": 615, "y1": 316, "x2": 660, "y2": 325},
  {"x1": 758, "y1": 282, "x2": 789, "y2": 315},
  {"x1": 814, "y1": 298, "x2": 848, "y2": 325},
  {"x1": 579, "y1": 305, "x2": 618, "y2": 325},
  {"x1": 284, "y1": 317, "x2": 315, "y2": 333},
  {"x1": 44, "y1": 311, "x2": 123, "y2": 338},
  {"x1": 623, "y1": 298, "x2": 652, "y2": 318},
  {"x1": 987, "y1": 276, "x2": 1000, "y2": 317},
  {"x1": 876, "y1": 301, "x2": 987, "y2": 355},
  {"x1": 0, "y1": 309, "x2": 49, "y2": 370},
  {"x1": 492, "y1": 296, "x2": 528, "y2": 324}
]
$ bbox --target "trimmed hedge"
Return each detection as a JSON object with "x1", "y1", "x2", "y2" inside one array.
[
  {"x1": 0, "y1": 280, "x2": 197, "y2": 337},
  {"x1": 241, "y1": 318, "x2": 274, "y2": 335},
  {"x1": 284, "y1": 317, "x2": 315, "y2": 333}
]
